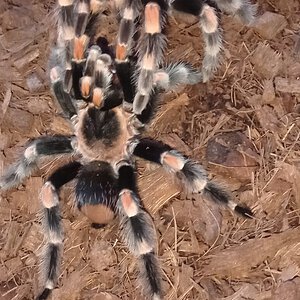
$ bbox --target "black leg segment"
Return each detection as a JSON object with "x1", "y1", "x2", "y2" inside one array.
[
  {"x1": 37, "y1": 161, "x2": 81, "y2": 300},
  {"x1": 0, "y1": 136, "x2": 75, "y2": 190},
  {"x1": 48, "y1": 161, "x2": 82, "y2": 189},
  {"x1": 116, "y1": 161, "x2": 162, "y2": 299},
  {"x1": 133, "y1": 138, "x2": 171, "y2": 163},
  {"x1": 132, "y1": 138, "x2": 253, "y2": 218},
  {"x1": 35, "y1": 136, "x2": 75, "y2": 156}
]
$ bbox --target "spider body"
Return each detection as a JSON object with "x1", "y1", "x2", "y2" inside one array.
[
  {"x1": 0, "y1": 1, "x2": 254, "y2": 299},
  {"x1": 73, "y1": 103, "x2": 133, "y2": 224}
]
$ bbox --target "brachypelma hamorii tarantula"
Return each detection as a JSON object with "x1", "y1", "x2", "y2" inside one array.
[
  {"x1": 0, "y1": 1, "x2": 253, "y2": 299},
  {"x1": 112, "y1": 0, "x2": 257, "y2": 114}
]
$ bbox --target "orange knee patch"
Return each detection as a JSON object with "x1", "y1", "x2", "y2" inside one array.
[
  {"x1": 120, "y1": 190, "x2": 138, "y2": 217},
  {"x1": 116, "y1": 44, "x2": 127, "y2": 61},
  {"x1": 201, "y1": 5, "x2": 218, "y2": 34},
  {"x1": 145, "y1": 3, "x2": 161, "y2": 34},
  {"x1": 73, "y1": 35, "x2": 89, "y2": 61},
  {"x1": 162, "y1": 153, "x2": 185, "y2": 171},
  {"x1": 92, "y1": 87, "x2": 103, "y2": 107},
  {"x1": 40, "y1": 183, "x2": 59, "y2": 209},
  {"x1": 80, "y1": 76, "x2": 92, "y2": 98}
]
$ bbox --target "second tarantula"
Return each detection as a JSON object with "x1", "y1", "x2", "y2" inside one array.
[{"x1": 0, "y1": 1, "x2": 253, "y2": 300}]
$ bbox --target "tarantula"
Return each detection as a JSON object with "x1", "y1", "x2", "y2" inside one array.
[
  {"x1": 113, "y1": 0, "x2": 257, "y2": 114},
  {"x1": 0, "y1": 1, "x2": 253, "y2": 299}
]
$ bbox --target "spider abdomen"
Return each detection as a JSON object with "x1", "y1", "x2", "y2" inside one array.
[{"x1": 75, "y1": 161, "x2": 118, "y2": 224}]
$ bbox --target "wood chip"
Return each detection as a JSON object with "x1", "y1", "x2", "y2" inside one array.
[
  {"x1": 13, "y1": 47, "x2": 39, "y2": 70},
  {"x1": 50, "y1": 116, "x2": 73, "y2": 135},
  {"x1": 159, "y1": 133, "x2": 191, "y2": 155},
  {"x1": 206, "y1": 131, "x2": 259, "y2": 182},
  {"x1": 139, "y1": 167, "x2": 179, "y2": 214},
  {"x1": 1, "y1": 84, "x2": 12, "y2": 119},
  {"x1": 250, "y1": 42, "x2": 282, "y2": 79},
  {"x1": 2, "y1": 107, "x2": 34, "y2": 133},
  {"x1": 253, "y1": 12, "x2": 288, "y2": 39},
  {"x1": 202, "y1": 227, "x2": 300, "y2": 278},
  {"x1": 262, "y1": 80, "x2": 275, "y2": 104},
  {"x1": 274, "y1": 77, "x2": 300, "y2": 93},
  {"x1": 295, "y1": 34, "x2": 300, "y2": 56},
  {"x1": 91, "y1": 293, "x2": 121, "y2": 300},
  {"x1": 273, "y1": 277, "x2": 300, "y2": 300}
]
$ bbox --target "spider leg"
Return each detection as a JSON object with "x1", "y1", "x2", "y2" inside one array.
[
  {"x1": 133, "y1": 91, "x2": 161, "y2": 128},
  {"x1": 115, "y1": 0, "x2": 169, "y2": 114},
  {"x1": 116, "y1": 59, "x2": 160, "y2": 127},
  {"x1": 55, "y1": 0, "x2": 106, "y2": 99},
  {"x1": 99, "y1": 90, "x2": 124, "y2": 111},
  {"x1": 79, "y1": 45, "x2": 101, "y2": 100},
  {"x1": 213, "y1": 0, "x2": 257, "y2": 25},
  {"x1": 171, "y1": 0, "x2": 222, "y2": 82},
  {"x1": 114, "y1": 56, "x2": 158, "y2": 125},
  {"x1": 57, "y1": 0, "x2": 77, "y2": 95},
  {"x1": 90, "y1": 53, "x2": 114, "y2": 107},
  {"x1": 114, "y1": 55, "x2": 158, "y2": 125},
  {"x1": 154, "y1": 62, "x2": 202, "y2": 92},
  {"x1": 198, "y1": 3, "x2": 222, "y2": 83},
  {"x1": 127, "y1": 62, "x2": 202, "y2": 128},
  {"x1": 116, "y1": 161, "x2": 162, "y2": 300},
  {"x1": 49, "y1": 62, "x2": 78, "y2": 119},
  {"x1": 70, "y1": 3, "x2": 98, "y2": 100},
  {"x1": 49, "y1": 0, "x2": 86, "y2": 113},
  {"x1": 115, "y1": 59, "x2": 136, "y2": 108},
  {"x1": 115, "y1": 0, "x2": 140, "y2": 62},
  {"x1": 133, "y1": 0, "x2": 169, "y2": 114},
  {"x1": 115, "y1": 3, "x2": 202, "y2": 113},
  {"x1": 0, "y1": 136, "x2": 75, "y2": 190},
  {"x1": 115, "y1": 59, "x2": 202, "y2": 129},
  {"x1": 57, "y1": 0, "x2": 76, "y2": 93},
  {"x1": 114, "y1": 1, "x2": 142, "y2": 110},
  {"x1": 132, "y1": 138, "x2": 253, "y2": 217},
  {"x1": 36, "y1": 161, "x2": 82, "y2": 300},
  {"x1": 79, "y1": 40, "x2": 123, "y2": 110}
]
